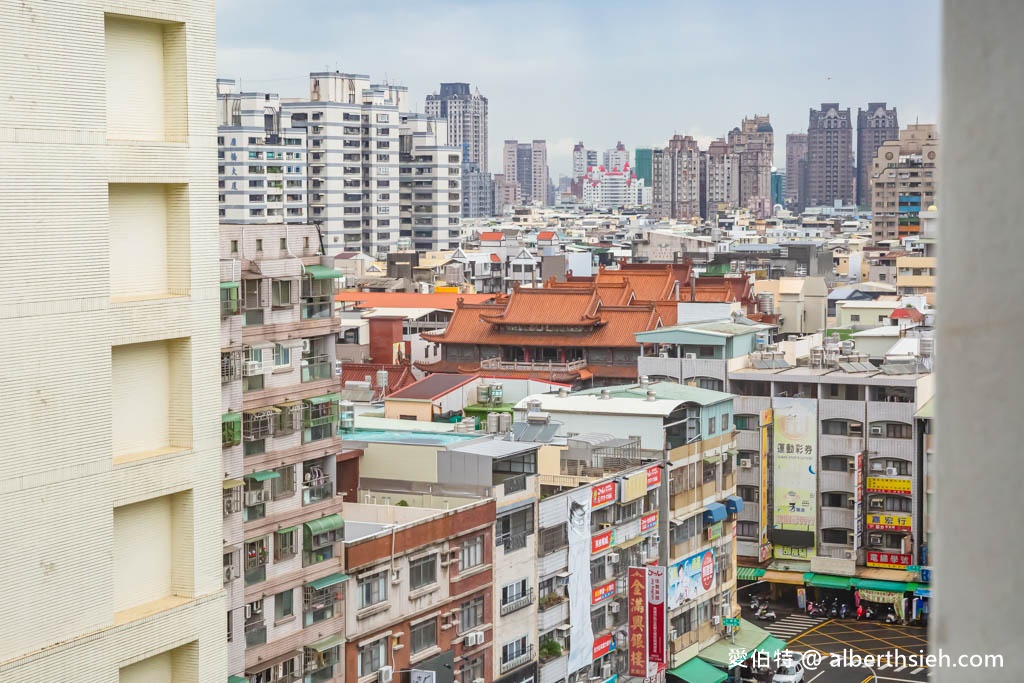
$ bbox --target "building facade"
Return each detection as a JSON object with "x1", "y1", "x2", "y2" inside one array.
[
  {"x1": 728, "y1": 115, "x2": 774, "y2": 218},
  {"x1": 785, "y1": 133, "x2": 808, "y2": 208},
  {"x1": 869, "y1": 124, "x2": 939, "y2": 242},
  {"x1": 572, "y1": 142, "x2": 600, "y2": 180},
  {"x1": 856, "y1": 103, "x2": 899, "y2": 207},
  {"x1": 581, "y1": 163, "x2": 647, "y2": 210},
  {"x1": 462, "y1": 159, "x2": 495, "y2": 219},
  {"x1": 603, "y1": 141, "x2": 630, "y2": 171},
  {"x1": 634, "y1": 147, "x2": 655, "y2": 186},
  {"x1": 652, "y1": 135, "x2": 702, "y2": 220},
  {"x1": 504, "y1": 139, "x2": 550, "y2": 206},
  {"x1": 701, "y1": 139, "x2": 740, "y2": 219},
  {"x1": 806, "y1": 103, "x2": 855, "y2": 207},
  {"x1": 425, "y1": 82, "x2": 489, "y2": 172},
  {"x1": 218, "y1": 80, "x2": 308, "y2": 225},
  {"x1": 0, "y1": 2, "x2": 226, "y2": 680},
  {"x1": 399, "y1": 113, "x2": 463, "y2": 252}
]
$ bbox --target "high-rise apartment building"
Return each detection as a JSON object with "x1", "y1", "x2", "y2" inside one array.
[
  {"x1": 0, "y1": 2, "x2": 225, "y2": 680},
  {"x1": 281, "y1": 72, "x2": 460, "y2": 259},
  {"x1": 462, "y1": 159, "x2": 495, "y2": 219},
  {"x1": 572, "y1": 141, "x2": 599, "y2": 179},
  {"x1": 494, "y1": 173, "x2": 521, "y2": 213},
  {"x1": 217, "y1": 80, "x2": 308, "y2": 225},
  {"x1": 400, "y1": 113, "x2": 463, "y2": 251},
  {"x1": 220, "y1": 222, "x2": 352, "y2": 681},
  {"x1": 806, "y1": 103, "x2": 855, "y2": 206},
  {"x1": 603, "y1": 141, "x2": 630, "y2": 170},
  {"x1": 425, "y1": 82, "x2": 489, "y2": 171},
  {"x1": 785, "y1": 133, "x2": 809, "y2": 207},
  {"x1": 503, "y1": 139, "x2": 550, "y2": 205},
  {"x1": 771, "y1": 170, "x2": 785, "y2": 208},
  {"x1": 727, "y1": 115, "x2": 774, "y2": 217},
  {"x1": 701, "y1": 139, "x2": 740, "y2": 219},
  {"x1": 634, "y1": 147, "x2": 655, "y2": 186},
  {"x1": 870, "y1": 124, "x2": 939, "y2": 241},
  {"x1": 857, "y1": 103, "x2": 899, "y2": 207},
  {"x1": 652, "y1": 135, "x2": 701, "y2": 220}
]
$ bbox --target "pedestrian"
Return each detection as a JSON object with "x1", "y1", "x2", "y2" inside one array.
[{"x1": 856, "y1": 603, "x2": 864, "y2": 620}]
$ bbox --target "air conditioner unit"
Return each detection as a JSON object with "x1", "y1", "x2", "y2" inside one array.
[
  {"x1": 848, "y1": 461, "x2": 857, "y2": 472},
  {"x1": 244, "y1": 604, "x2": 252, "y2": 619},
  {"x1": 869, "y1": 533, "x2": 883, "y2": 545},
  {"x1": 608, "y1": 553, "x2": 620, "y2": 564},
  {"x1": 609, "y1": 602, "x2": 620, "y2": 613},
  {"x1": 869, "y1": 499, "x2": 884, "y2": 510},
  {"x1": 335, "y1": 360, "x2": 343, "y2": 376},
  {"x1": 870, "y1": 426, "x2": 884, "y2": 436},
  {"x1": 223, "y1": 566, "x2": 235, "y2": 582},
  {"x1": 302, "y1": 339, "x2": 312, "y2": 353},
  {"x1": 684, "y1": 353, "x2": 697, "y2": 359},
  {"x1": 223, "y1": 497, "x2": 238, "y2": 515},
  {"x1": 740, "y1": 459, "x2": 752, "y2": 468},
  {"x1": 244, "y1": 490, "x2": 265, "y2": 507},
  {"x1": 378, "y1": 666, "x2": 394, "y2": 683},
  {"x1": 885, "y1": 467, "x2": 899, "y2": 476},
  {"x1": 465, "y1": 631, "x2": 484, "y2": 647},
  {"x1": 243, "y1": 359, "x2": 263, "y2": 376},
  {"x1": 711, "y1": 615, "x2": 720, "y2": 626},
  {"x1": 652, "y1": 535, "x2": 661, "y2": 545},
  {"x1": 556, "y1": 574, "x2": 570, "y2": 587},
  {"x1": 844, "y1": 550, "x2": 855, "y2": 559}
]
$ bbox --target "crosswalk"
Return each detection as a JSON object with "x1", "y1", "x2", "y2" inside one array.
[{"x1": 760, "y1": 613, "x2": 827, "y2": 639}]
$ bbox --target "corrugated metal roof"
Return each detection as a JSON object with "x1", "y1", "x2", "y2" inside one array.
[
  {"x1": 387, "y1": 373, "x2": 477, "y2": 400},
  {"x1": 446, "y1": 437, "x2": 541, "y2": 458}
]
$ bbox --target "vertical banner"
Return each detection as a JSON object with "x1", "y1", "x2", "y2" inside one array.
[
  {"x1": 759, "y1": 409, "x2": 773, "y2": 561},
  {"x1": 567, "y1": 488, "x2": 595, "y2": 672},
  {"x1": 854, "y1": 452, "x2": 864, "y2": 552},
  {"x1": 628, "y1": 567, "x2": 647, "y2": 676},
  {"x1": 772, "y1": 398, "x2": 817, "y2": 558},
  {"x1": 646, "y1": 566, "x2": 666, "y2": 664}
]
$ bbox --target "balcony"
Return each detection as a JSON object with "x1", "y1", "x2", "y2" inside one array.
[
  {"x1": 301, "y1": 297, "x2": 333, "y2": 321},
  {"x1": 537, "y1": 595, "x2": 569, "y2": 631},
  {"x1": 820, "y1": 469, "x2": 855, "y2": 492},
  {"x1": 500, "y1": 588, "x2": 535, "y2": 616},
  {"x1": 820, "y1": 506, "x2": 854, "y2": 529},
  {"x1": 498, "y1": 532, "x2": 529, "y2": 554},
  {"x1": 244, "y1": 620, "x2": 267, "y2": 647},
  {"x1": 503, "y1": 473, "x2": 527, "y2": 495},
  {"x1": 480, "y1": 358, "x2": 587, "y2": 373},
  {"x1": 303, "y1": 481, "x2": 334, "y2": 506},
  {"x1": 302, "y1": 355, "x2": 333, "y2": 383},
  {"x1": 501, "y1": 645, "x2": 535, "y2": 675}
]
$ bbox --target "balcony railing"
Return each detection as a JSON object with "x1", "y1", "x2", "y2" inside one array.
[
  {"x1": 501, "y1": 645, "x2": 535, "y2": 674},
  {"x1": 500, "y1": 588, "x2": 535, "y2": 616},
  {"x1": 503, "y1": 474, "x2": 527, "y2": 495},
  {"x1": 499, "y1": 532, "x2": 528, "y2": 554},
  {"x1": 302, "y1": 481, "x2": 334, "y2": 506},
  {"x1": 302, "y1": 356, "x2": 333, "y2": 383},
  {"x1": 301, "y1": 298, "x2": 333, "y2": 321},
  {"x1": 244, "y1": 620, "x2": 267, "y2": 647},
  {"x1": 480, "y1": 358, "x2": 587, "y2": 373}
]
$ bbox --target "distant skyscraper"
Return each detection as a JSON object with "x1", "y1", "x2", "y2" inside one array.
[
  {"x1": 785, "y1": 133, "x2": 808, "y2": 207},
  {"x1": 572, "y1": 142, "x2": 598, "y2": 179},
  {"x1": 806, "y1": 103, "x2": 854, "y2": 206},
  {"x1": 503, "y1": 139, "x2": 549, "y2": 205},
  {"x1": 771, "y1": 170, "x2": 786, "y2": 208},
  {"x1": 425, "y1": 82, "x2": 489, "y2": 172},
  {"x1": 652, "y1": 134, "x2": 701, "y2": 220},
  {"x1": 462, "y1": 159, "x2": 495, "y2": 218},
  {"x1": 634, "y1": 148, "x2": 654, "y2": 186},
  {"x1": 603, "y1": 141, "x2": 630, "y2": 170},
  {"x1": 700, "y1": 139, "x2": 740, "y2": 219},
  {"x1": 857, "y1": 102, "x2": 899, "y2": 207},
  {"x1": 727, "y1": 115, "x2": 774, "y2": 218}
]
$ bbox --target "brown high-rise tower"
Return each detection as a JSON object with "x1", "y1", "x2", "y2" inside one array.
[{"x1": 806, "y1": 103, "x2": 854, "y2": 206}]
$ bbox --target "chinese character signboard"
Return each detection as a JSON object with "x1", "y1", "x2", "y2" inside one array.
[
  {"x1": 646, "y1": 464, "x2": 662, "y2": 488},
  {"x1": 592, "y1": 481, "x2": 617, "y2": 509},
  {"x1": 667, "y1": 548, "x2": 716, "y2": 609},
  {"x1": 759, "y1": 409, "x2": 772, "y2": 561},
  {"x1": 592, "y1": 580, "x2": 616, "y2": 604},
  {"x1": 866, "y1": 477, "x2": 912, "y2": 495},
  {"x1": 646, "y1": 566, "x2": 666, "y2": 664},
  {"x1": 593, "y1": 633, "x2": 615, "y2": 659},
  {"x1": 640, "y1": 511, "x2": 658, "y2": 533},
  {"x1": 628, "y1": 567, "x2": 648, "y2": 676},
  {"x1": 866, "y1": 513, "x2": 912, "y2": 531},
  {"x1": 592, "y1": 529, "x2": 615, "y2": 554},
  {"x1": 866, "y1": 551, "x2": 912, "y2": 569},
  {"x1": 772, "y1": 398, "x2": 817, "y2": 558},
  {"x1": 854, "y1": 452, "x2": 864, "y2": 551}
]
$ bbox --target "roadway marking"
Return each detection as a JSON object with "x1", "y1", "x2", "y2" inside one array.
[
  {"x1": 894, "y1": 665, "x2": 907, "y2": 672},
  {"x1": 910, "y1": 667, "x2": 924, "y2": 674},
  {"x1": 807, "y1": 672, "x2": 826, "y2": 683}
]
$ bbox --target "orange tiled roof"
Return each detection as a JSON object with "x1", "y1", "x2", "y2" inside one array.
[
  {"x1": 479, "y1": 287, "x2": 601, "y2": 325},
  {"x1": 537, "y1": 231, "x2": 557, "y2": 240},
  {"x1": 335, "y1": 291, "x2": 496, "y2": 309},
  {"x1": 480, "y1": 231, "x2": 504, "y2": 241},
  {"x1": 489, "y1": 253, "x2": 501, "y2": 263}
]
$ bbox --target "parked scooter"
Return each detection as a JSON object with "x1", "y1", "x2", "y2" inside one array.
[
  {"x1": 808, "y1": 601, "x2": 827, "y2": 618},
  {"x1": 756, "y1": 603, "x2": 777, "y2": 622},
  {"x1": 883, "y1": 607, "x2": 899, "y2": 624},
  {"x1": 863, "y1": 604, "x2": 878, "y2": 620},
  {"x1": 840, "y1": 603, "x2": 849, "y2": 619},
  {"x1": 829, "y1": 598, "x2": 839, "y2": 618},
  {"x1": 750, "y1": 594, "x2": 761, "y2": 611}
]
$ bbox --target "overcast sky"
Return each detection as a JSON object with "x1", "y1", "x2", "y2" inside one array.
[{"x1": 216, "y1": 0, "x2": 941, "y2": 177}]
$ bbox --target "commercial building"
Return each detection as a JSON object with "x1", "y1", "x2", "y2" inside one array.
[
  {"x1": 504, "y1": 139, "x2": 550, "y2": 206},
  {"x1": 856, "y1": 102, "x2": 899, "y2": 207},
  {"x1": 785, "y1": 133, "x2": 808, "y2": 207},
  {"x1": 0, "y1": 1, "x2": 226, "y2": 680},
  {"x1": 806, "y1": 103, "x2": 855, "y2": 206},
  {"x1": 425, "y1": 82, "x2": 489, "y2": 172},
  {"x1": 652, "y1": 135, "x2": 702, "y2": 220},
  {"x1": 494, "y1": 173, "x2": 521, "y2": 213},
  {"x1": 219, "y1": 222, "x2": 357, "y2": 681},
  {"x1": 771, "y1": 170, "x2": 785, "y2": 209},
  {"x1": 869, "y1": 124, "x2": 939, "y2": 242},
  {"x1": 217, "y1": 80, "x2": 308, "y2": 225},
  {"x1": 580, "y1": 163, "x2": 648, "y2": 210}
]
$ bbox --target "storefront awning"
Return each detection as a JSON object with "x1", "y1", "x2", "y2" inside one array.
[
  {"x1": 304, "y1": 265, "x2": 345, "y2": 280},
  {"x1": 853, "y1": 578, "x2": 911, "y2": 593},
  {"x1": 308, "y1": 572, "x2": 348, "y2": 591},
  {"x1": 304, "y1": 514, "x2": 344, "y2": 536},
  {"x1": 308, "y1": 633, "x2": 345, "y2": 652},
  {"x1": 229, "y1": 676, "x2": 248, "y2": 683},
  {"x1": 753, "y1": 635, "x2": 788, "y2": 660},
  {"x1": 220, "y1": 281, "x2": 240, "y2": 289},
  {"x1": 737, "y1": 567, "x2": 766, "y2": 581},
  {"x1": 725, "y1": 495, "x2": 744, "y2": 514},
  {"x1": 804, "y1": 572, "x2": 853, "y2": 590},
  {"x1": 702, "y1": 502, "x2": 727, "y2": 524},
  {"x1": 222, "y1": 478, "x2": 245, "y2": 489},
  {"x1": 244, "y1": 470, "x2": 281, "y2": 482},
  {"x1": 762, "y1": 569, "x2": 806, "y2": 586},
  {"x1": 305, "y1": 392, "x2": 341, "y2": 405},
  {"x1": 668, "y1": 655, "x2": 729, "y2": 683},
  {"x1": 698, "y1": 619, "x2": 770, "y2": 668}
]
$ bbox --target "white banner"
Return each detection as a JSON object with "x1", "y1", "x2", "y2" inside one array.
[{"x1": 567, "y1": 487, "x2": 595, "y2": 672}]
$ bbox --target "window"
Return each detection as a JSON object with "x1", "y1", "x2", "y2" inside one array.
[
  {"x1": 255, "y1": 238, "x2": 263, "y2": 252},
  {"x1": 358, "y1": 571, "x2": 388, "y2": 609},
  {"x1": 271, "y1": 279, "x2": 292, "y2": 307},
  {"x1": 822, "y1": 455, "x2": 850, "y2": 472},
  {"x1": 303, "y1": 236, "x2": 310, "y2": 250},
  {"x1": 358, "y1": 638, "x2": 386, "y2": 677},
  {"x1": 459, "y1": 657, "x2": 484, "y2": 682},
  {"x1": 460, "y1": 596, "x2": 485, "y2": 631},
  {"x1": 230, "y1": 239, "x2": 238, "y2": 254},
  {"x1": 460, "y1": 536, "x2": 484, "y2": 571},
  {"x1": 275, "y1": 589, "x2": 293, "y2": 620},
  {"x1": 539, "y1": 524, "x2": 567, "y2": 556},
  {"x1": 821, "y1": 492, "x2": 847, "y2": 508},
  {"x1": 737, "y1": 485, "x2": 759, "y2": 502},
  {"x1": 274, "y1": 526, "x2": 297, "y2": 560},
  {"x1": 721, "y1": 413, "x2": 730, "y2": 432},
  {"x1": 501, "y1": 579, "x2": 528, "y2": 607},
  {"x1": 734, "y1": 414, "x2": 757, "y2": 431},
  {"x1": 822, "y1": 528, "x2": 850, "y2": 544},
  {"x1": 409, "y1": 554, "x2": 437, "y2": 590},
  {"x1": 410, "y1": 618, "x2": 437, "y2": 654},
  {"x1": 502, "y1": 636, "x2": 528, "y2": 665},
  {"x1": 851, "y1": 314, "x2": 861, "y2": 322},
  {"x1": 590, "y1": 556, "x2": 607, "y2": 583},
  {"x1": 274, "y1": 343, "x2": 291, "y2": 368},
  {"x1": 706, "y1": 417, "x2": 715, "y2": 436},
  {"x1": 737, "y1": 521, "x2": 758, "y2": 538},
  {"x1": 698, "y1": 345, "x2": 715, "y2": 358}
]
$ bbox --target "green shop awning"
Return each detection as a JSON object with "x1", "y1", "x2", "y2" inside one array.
[
  {"x1": 276, "y1": 525, "x2": 298, "y2": 536},
  {"x1": 753, "y1": 635, "x2": 789, "y2": 660},
  {"x1": 305, "y1": 392, "x2": 341, "y2": 406},
  {"x1": 669, "y1": 656, "x2": 729, "y2": 683},
  {"x1": 305, "y1": 514, "x2": 344, "y2": 536},
  {"x1": 698, "y1": 619, "x2": 770, "y2": 668},
  {"x1": 804, "y1": 572, "x2": 853, "y2": 590},
  {"x1": 308, "y1": 572, "x2": 349, "y2": 591},
  {"x1": 309, "y1": 633, "x2": 345, "y2": 652},
  {"x1": 737, "y1": 567, "x2": 766, "y2": 581},
  {"x1": 853, "y1": 578, "x2": 911, "y2": 592},
  {"x1": 304, "y1": 265, "x2": 345, "y2": 280},
  {"x1": 229, "y1": 676, "x2": 248, "y2": 683},
  {"x1": 221, "y1": 281, "x2": 240, "y2": 289},
  {"x1": 244, "y1": 470, "x2": 281, "y2": 482}
]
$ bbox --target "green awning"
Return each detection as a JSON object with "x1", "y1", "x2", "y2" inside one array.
[
  {"x1": 669, "y1": 656, "x2": 729, "y2": 683},
  {"x1": 229, "y1": 676, "x2": 248, "y2": 683},
  {"x1": 737, "y1": 567, "x2": 766, "y2": 581},
  {"x1": 309, "y1": 632, "x2": 345, "y2": 652},
  {"x1": 804, "y1": 572, "x2": 853, "y2": 589},
  {"x1": 753, "y1": 635, "x2": 789, "y2": 660},
  {"x1": 222, "y1": 412, "x2": 242, "y2": 425},
  {"x1": 308, "y1": 572, "x2": 348, "y2": 591},
  {"x1": 276, "y1": 525, "x2": 298, "y2": 536},
  {"x1": 305, "y1": 514, "x2": 344, "y2": 536},
  {"x1": 305, "y1": 392, "x2": 341, "y2": 406},
  {"x1": 853, "y1": 578, "x2": 910, "y2": 592},
  {"x1": 304, "y1": 265, "x2": 345, "y2": 280},
  {"x1": 698, "y1": 619, "x2": 770, "y2": 668},
  {"x1": 244, "y1": 470, "x2": 281, "y2": 482},
  {"x1": 221, "y1": 281, "x2": 240, "y2": 289}
]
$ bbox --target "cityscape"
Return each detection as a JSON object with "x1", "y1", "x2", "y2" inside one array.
[{"x1": 1, "y1": 2, "x2": 1016, "y2": 683}]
